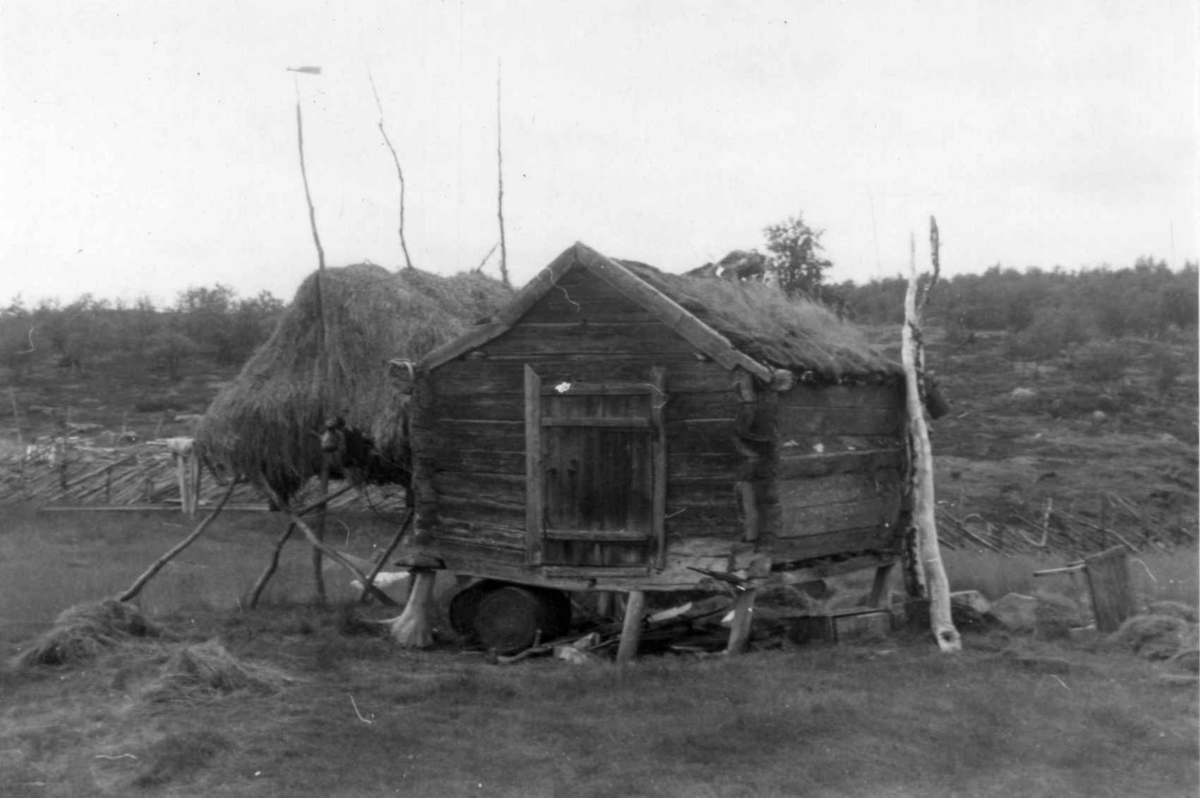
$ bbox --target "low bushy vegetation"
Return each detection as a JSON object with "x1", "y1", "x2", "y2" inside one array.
[{"x1": 0, "y1": 283, "x2": 284, "y2": 385}]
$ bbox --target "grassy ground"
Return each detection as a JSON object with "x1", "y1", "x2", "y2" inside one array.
[
  {"x1": 1, "y1": 322, "x2": 1196, "y2": 796},
  {"x1": 1, "y1": 509, "x2": 1198, "y2": 797},
  {"x1": 944, "y1": 548, "x2": 1200, "y2": 608},
  {"x1": 0, "y1": 505, "x2": 409, "y2": 648}
]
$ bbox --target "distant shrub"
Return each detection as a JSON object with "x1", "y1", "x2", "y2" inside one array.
[
  {"x1": 1048, "y1": 385, "x2": 1107, "y2": 418},
  {"x1": 1072, "y1": 340, "x2": 1134, "y2": 385},
  {"x1": 1150, "y1": 344, "x2": 1183, "y2": 397}
]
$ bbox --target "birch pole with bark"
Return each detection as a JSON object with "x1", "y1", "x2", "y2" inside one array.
[{"x1": 902, "y1": 217, "x2": 961, "y2": 653}]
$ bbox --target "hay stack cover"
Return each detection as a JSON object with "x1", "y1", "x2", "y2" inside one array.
[{"x1": 197, "y1": 264, "x2": 510, "y2": 495}]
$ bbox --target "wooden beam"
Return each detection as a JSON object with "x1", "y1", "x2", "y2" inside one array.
[
  {"x1": 737, "y1": 481, "x2": 760, "y2": 543},
  {"x1": 1084, "y1": 546, "x2": 1135, "y2": 633},
  {"x1": 541, "y1": 417, "x2": 652, "y2": 429},
  {"x1": 765, "y1": 556, "x2": 898, "y2": 587},
  {"x1": 542, "y1": 565, "x2": 651, "y2": 579},
  {"x1": 651, "y1": 366, "x2": 667, "y2": 570},
  {"x1": 357, "y1": 509, "x2": 415, "y2": 604},
  {"x1": 868, "y1": 562, "x2": 896, "y2": 608},
  {"x1": 725, "y1": 588, "x2": 757, "y2": 654},
  {"x1": 541, "y1": 380, "x2": 662, "y2": 396},
  {"x1": 524, "y1": 365, "x2": 544, "y2": 566}
]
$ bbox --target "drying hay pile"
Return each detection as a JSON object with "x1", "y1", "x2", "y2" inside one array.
[
  {"x1": 141, "y1": 639, "x2": 295, "y2": 703},
  {"x1": 197, "y1": 264, "x2": 511, "y2": 498},
  {"x1": 13, "y1": 599, "x2": 161, "y2": 668},
  {"x1": 1113, "y1": 612, "x2": 1200, "y2": 661}
]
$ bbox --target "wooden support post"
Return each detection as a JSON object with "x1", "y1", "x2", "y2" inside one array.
[
  {"x1": 868, "y1": 562, "x2": 896, "y2": 608},
  {"x1": 189, "y1": 452, "x2": 201, "y2": 516},
  {"x1": 167, "y1": 437, "x2": 198, "y2": 518},
  {"x1": 312, "y1": 456, "x2": 330, "y2": 604},
  {"x1": 616, "y1": 590, "x2": 647, "y2": 664},
  {"x1": 726, "y1": 588, "x2": 757, "y2": 654},
  {"x1": 524, "y1": 365, "x2": 544, "y2": 565},
  {"x1": 389, "y1": 568, "x2": 437, "y2": 648},
  {"x1": 902, "y1": 224, "x2": 960, "y2": 653},
  {"x1": 596, "y1": 591, "x2": 614, "y2": 619}
]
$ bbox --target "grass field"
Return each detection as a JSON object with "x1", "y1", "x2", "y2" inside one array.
[{"x1": 1, "y1": 507, "x2": 1197, "y2": 797}]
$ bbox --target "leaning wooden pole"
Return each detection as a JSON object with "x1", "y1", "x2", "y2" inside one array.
[
  {"x1": 357, "y1": 508, "x2": 415, "y2": 605},
  {"x1": 902, "y1": 219, "x2": 960, "y2": 653},
  {"x1": 247, "y1": 482, "x2": 358, "y2": 608},
  {"x1": 249, "y1": 522, "x2": 296, "y2": 608},
  {"x1": 118, "y1": 479, "x2": 238, "y2": 602},
  {"x1": 259, "y1": 482, "x2": 398, "y2": 606}
]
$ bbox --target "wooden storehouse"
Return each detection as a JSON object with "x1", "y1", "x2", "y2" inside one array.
[{"x1": 394, "y1": 242, "x2": 911, "y2": 646}]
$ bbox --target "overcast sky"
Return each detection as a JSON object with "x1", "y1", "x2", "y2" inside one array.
[{"x1": 2, "y1": 0, "x2": 1196, "y2": 306}]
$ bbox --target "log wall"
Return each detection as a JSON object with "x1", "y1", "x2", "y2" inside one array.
[
  {"x1": 764, "y1": 380, "x2": 907, "y2": 563},
  {"x1": 410, "y1": 266, "x2": 748, "y2": 577}
]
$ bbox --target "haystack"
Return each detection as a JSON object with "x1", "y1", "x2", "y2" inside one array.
[{"x1": 196, "y1": 264, "x2": 511, "y2": 497}]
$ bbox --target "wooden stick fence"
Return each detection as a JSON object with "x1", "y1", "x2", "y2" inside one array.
[
  {"x1": 1, "y1": 441, "x2": 407, "y2": 514},
  {"x1": 935, "y1": 494, "x2": 1196, "y2": 556}
]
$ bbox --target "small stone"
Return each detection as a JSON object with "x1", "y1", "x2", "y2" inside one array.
[
  {"x1": 950, "y1": 590, "x2": 991, "y2": 615},
  {"x1": 991, "y1": 593, "x2": 1037, "y2": 632}
]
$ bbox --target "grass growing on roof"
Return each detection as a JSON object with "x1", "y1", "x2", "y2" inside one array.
[
  {"x1": 620, "y1": 261, "x2": 898, "y2": 379},
  {"x1": 196, "y1": 264, "x2": 510, "y2": 496}
]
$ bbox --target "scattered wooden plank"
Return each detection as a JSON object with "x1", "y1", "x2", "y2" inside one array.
[{"x1": 1085, "y1": 546, "x2": 1136, "y2": 632}]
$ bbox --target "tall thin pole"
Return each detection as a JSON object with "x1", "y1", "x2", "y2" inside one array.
[
  {"x1": 368, "y1": 68, "x2": 415, "y2": 270},
  {"x1": 293, "y1": 72, "x2": 330, "y2": 603},
  {"x1": 496, "y1": 62, "x2": 509, "y2": 286}
]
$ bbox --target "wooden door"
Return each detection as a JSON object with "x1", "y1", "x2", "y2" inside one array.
[{"x1": 525, "y1": 366, "x2": 666, "y2": 573}]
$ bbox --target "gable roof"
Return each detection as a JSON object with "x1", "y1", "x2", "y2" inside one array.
[{"x1": 420, "y1": 242, "x2": 898, "y2": 382}]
